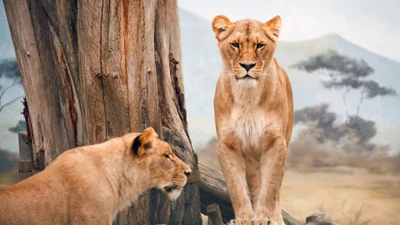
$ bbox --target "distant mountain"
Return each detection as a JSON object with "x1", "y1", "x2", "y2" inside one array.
[
  {"x1": 179, "y1": 8, "x2": 400, "y2": 150},
  {"x1": 179, "y1": 8, "x2": 221, "y2": 116}
]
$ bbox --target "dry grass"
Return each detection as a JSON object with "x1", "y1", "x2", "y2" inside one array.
[
  {"x1": 374, "y1": 179, "x2": 400, "y2": 199},
  {"x1": 339, "y1": 201, "x2": 373, "y2": 225},
  {"x1": 281, "y1": 169, "x2": 400, "y2": 225},
  {"x1": 198, "y1": 135, "x2": 400, "y2": 175},
  {"x1": 196, "y1": 138, "x2": 220, "y2": 170},
  {"x1": 287, "y1": 133, "x2": 400, "y2": 174},
  {"x1": 197, "y1": 136, "x2": 400, "y2": 225},
  {"x1": 287, "y1": 134, "x2": 345, "y2": 170}
]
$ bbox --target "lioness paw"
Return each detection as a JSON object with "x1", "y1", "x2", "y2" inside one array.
[
  {"x1": 229, "y1": 219, "x2": 253, "y2": 225},
  {"x1": 253, "y1": 219, "x2": 280, "y2": 225}
]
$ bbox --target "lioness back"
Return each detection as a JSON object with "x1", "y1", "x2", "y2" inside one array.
[{"x1": 0, "y1": 127, "x2": 191, "y2": 225}]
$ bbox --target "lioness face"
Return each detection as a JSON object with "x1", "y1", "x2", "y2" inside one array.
[
  {"x1": 212, "y1": 15, "x2": 282, "y2": 87},
  {"x1": 131, "y1": 128, "x2": 191, "y2": 200}
]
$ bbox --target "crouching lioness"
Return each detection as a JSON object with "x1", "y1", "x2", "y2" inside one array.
[
  {"x1": 0, "y1": 127, "x2": 191, "y2": 225},
  {"x1": 212, "y1": 15, "x2": 293, "y2": 225}
]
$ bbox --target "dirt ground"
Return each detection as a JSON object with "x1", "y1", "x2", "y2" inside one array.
[
  {"x1": 198, "y1": 148, "x2": 400, "y2": 225},
  {"x1": 281, "y1": 167, "x2": 400, "y2": 225}
]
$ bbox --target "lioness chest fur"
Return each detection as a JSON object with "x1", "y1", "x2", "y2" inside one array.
[
  {"x1": 212, "y1": 15, "x2": 294, "y2": 225},
  {"x1": 0, "y1": 128, "x2": 191, "y2": 225}
]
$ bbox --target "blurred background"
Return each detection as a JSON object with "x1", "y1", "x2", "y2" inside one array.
[
  {"x1": 0, "y1": 0, "x2": 399, "y2": 224},
  {"x1": 179, "y1": 0, "x2": 400, "y2": 224}
]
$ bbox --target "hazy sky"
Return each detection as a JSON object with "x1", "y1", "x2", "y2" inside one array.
[{"x1": 178, "y1": 0, "x2": 400, "y2": 62}]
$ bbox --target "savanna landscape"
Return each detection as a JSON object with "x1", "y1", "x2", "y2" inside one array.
[{"x1": 178, "y1": 1, "x2": 400, "y2": 224}]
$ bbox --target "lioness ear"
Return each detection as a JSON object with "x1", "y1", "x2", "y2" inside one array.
[
  {"x1": 212, "y1": 15, "x2": 234, "y2": 41},
  {"x1": 131, "y1": 127, "x2": 158, "y2": 156},
  {"x1": 263, "y1": 15, "x2": 282, "y2": 42}
]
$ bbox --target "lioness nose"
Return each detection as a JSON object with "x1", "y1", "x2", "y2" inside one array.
[
  {"x1": 239, "y1": 62, "x2": 256, "y2": 71},
  {"x1": 184, "y1": 171, "x2": 191, "y2": 177}
]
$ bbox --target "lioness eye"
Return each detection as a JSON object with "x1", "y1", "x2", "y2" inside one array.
[
  {"x1": 164, "y1": 154, "x2": 171, "y2": 159},
  {"x1": 256, "y1": 43, "x2": 265, "y2": 49},
  {"x1": 231, "y1": 43, "x2": 239, "y2": 48}
]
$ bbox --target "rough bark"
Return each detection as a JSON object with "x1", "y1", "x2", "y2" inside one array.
[
  {"x1": 206, "y1": 204, "x2": 224, "y2": 225},
  {"x1": 199, "y1": 163, "x2": 302, "y2": 225},
  {"x1": 4, "y1": 0, "x2": 201, "y2": 224}
]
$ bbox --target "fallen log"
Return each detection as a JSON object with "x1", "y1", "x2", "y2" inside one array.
[{"x1": 198, "y1": 162, "x2": 302, "y2": 225}]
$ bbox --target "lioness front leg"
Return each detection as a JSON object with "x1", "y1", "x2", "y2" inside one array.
[
  {"x1": 245, "y1": 158, "x2": 261, "y2": 210},
  {"x1": 217, "y1": 141, "x2": 253, "y2": 224},
  {"x1": 254, "y1": 138, "x2": 287, "y2": 225}
]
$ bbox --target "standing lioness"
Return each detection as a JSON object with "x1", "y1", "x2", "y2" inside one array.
[
  {"x1": 212, "y1": 15, "x2": 293, "y2": 225},
  {"x1": 0, "y1": 127, "x2": 191, "y2": 225}
]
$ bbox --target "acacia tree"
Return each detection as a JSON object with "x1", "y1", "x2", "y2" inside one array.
[
  {"x1": 8, "y1": 120, "x2": 26, "y2": 133},
  {"x1": 292, "y1": 50, "x2": 396, "y2": 120},
  {"x1": 4, "y1": 0, "x2": 201, "y2": 224},
  {"x1": 0, "y1": 59, "x2": 22, "y2": 113},
  {"x1": 294, "y1": 104, "x2": 377, "y2": 150}
]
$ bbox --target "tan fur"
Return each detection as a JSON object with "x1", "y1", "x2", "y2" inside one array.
[
  {"x1": 212, "y1": 15, "x2": 293, "y2": 225},
  {"x1": 0, "y1": 127, "x2": 191, "y2": 225}
]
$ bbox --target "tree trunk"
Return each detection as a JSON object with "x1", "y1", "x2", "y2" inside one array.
[{"x1": 4, "y1": 0, "x2": 201, "y2": 224}]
